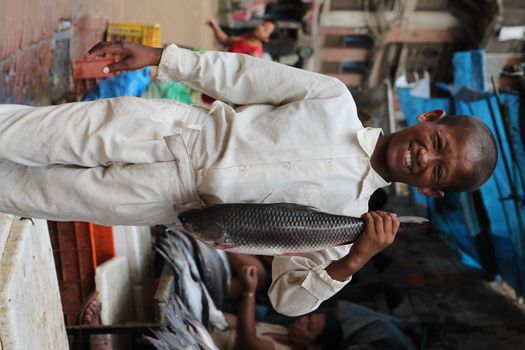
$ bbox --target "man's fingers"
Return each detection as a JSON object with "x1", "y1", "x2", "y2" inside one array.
[
  {"x1": 391, "y1": 213, "x2": 400, "y2": 234},
  {"x1": 369, "y1": 212, "x2": 384, "y2": 236},
  {"x1": 377, "y1": 211, "x2": 393, "y2": 234},
  {"x1": 362, "y1": 212, "x2": 375, "y2": 235},
  {"x1": 86, "y1": 41, "x2": 128, "y2": 59},
  {"x1": 85, "y1": 41, "x2": 107, "y2": 57},
  {"x1": 104, "y1": 59, "x2": 132, "y2": 73}
]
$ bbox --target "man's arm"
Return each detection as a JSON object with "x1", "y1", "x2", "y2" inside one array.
[
  {"x1": 237, "y1": 266, "x2": 275, "y2": 350},
  {"x1": 85, "y1": 41, "x2": 350, "y2": 106},
  {"x1": 268, "y1": 211, "x2": 399, "y2": 316}
]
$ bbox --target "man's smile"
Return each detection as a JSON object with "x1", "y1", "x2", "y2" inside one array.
[
  {"x1": 401, "y1": 143, "x2": 413, "y2": 173},
  {"x1": 405, "y1": 148, "x2": 413, "y2": 171}
]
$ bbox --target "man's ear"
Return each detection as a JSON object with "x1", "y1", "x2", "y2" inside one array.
[
  {"x1": 416, "y1": 109, "x2": 446, "y2": 123},
  {"x1": 418, "y1": 187, "x2": 445, "y2": 198}
]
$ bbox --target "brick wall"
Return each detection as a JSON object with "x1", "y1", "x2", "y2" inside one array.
[
  {"x1": 0, "y1": 0, "x2": 106, "y2": 105},
  {"x1": 0, "y1": 0, "x2": 214, "y2": 105}
]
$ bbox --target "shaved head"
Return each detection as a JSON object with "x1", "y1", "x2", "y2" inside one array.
[{"x1": 441, "y1": 115, "x2": 498, "y2": 192}]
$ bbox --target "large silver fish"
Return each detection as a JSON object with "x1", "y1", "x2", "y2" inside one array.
[{"x1": 178, "y1": 203, "x2": 427, "y2": 255}]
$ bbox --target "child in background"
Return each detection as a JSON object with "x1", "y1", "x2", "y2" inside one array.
[{"x1": 206, "y1": 17, "x2": 275, "y2": 58}]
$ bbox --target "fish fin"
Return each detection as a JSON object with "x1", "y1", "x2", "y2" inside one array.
[
  {"x1": 337, "y1": 240, "x2": 356, "y2": 246},
  {"x1": 271, "y1": 202, "x2": 320, "y2": 211},
  {"x1": 260, "y1": 193, "x2": 272, "y2": 203}
]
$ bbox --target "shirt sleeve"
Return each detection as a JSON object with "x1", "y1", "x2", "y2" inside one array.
[
  {"x1": 156, "y1": 44, "x2": 350, "y2": 106},
  {"x1": 268, "y1": 245, "x2": 353, "y2": 316}
]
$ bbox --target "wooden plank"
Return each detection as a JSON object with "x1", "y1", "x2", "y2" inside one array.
[
  {"x1": 324, "y1": 73, "x2": 363, "y2": 86},
  {"x1": 318, "y1": 26, "x2": 369, "y2": 36},
  {"x1": 367, "y1": 45, "x2": 387, "y2": 87},
  {"x1": 67, "y1": 324, "x2": 161, "y2": 335},
  {"x1": 503, "y1": 0, "x2": 525, "y2": 7},
  {"x1": 385, "y1": 27, "x2": 455, "y2": 44},
  {"x1": 321, "y1": 48, "x2": 368, "y2": 62},
  {"x1": 502, "y1": 8, "x2": 525, "y2": 26},
  {"x1": 322, "y1": 0, "x2": 333, "y2": 14},
  {"x1": 321, "y1": 10, "x2": 458, "y2": 29}
]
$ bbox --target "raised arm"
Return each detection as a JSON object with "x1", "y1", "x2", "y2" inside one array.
[
  {"x1": 269, "y1": 211, "x2": 399, "y2": 316},
  {"x1": 86, "y1": 41, "x2": 350, "y2": 106},
  {"x1": 237, "y1": 266, "x2": 275, "y2": 350},
  {"x1": 158, "y1": 44, "x2": 349, "y2": 106},
  {"x1": 206, "y1": 17, "x2": 235, "y2": 46}
]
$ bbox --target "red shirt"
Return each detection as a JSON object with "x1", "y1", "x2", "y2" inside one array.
[{"x1": 228, "y1": 35, "x2": 263, "y2": 57}]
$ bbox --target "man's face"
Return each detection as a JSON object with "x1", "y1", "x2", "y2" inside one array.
[{"x1": 385, "y1": 117, "x2": 479, "y2": 196}]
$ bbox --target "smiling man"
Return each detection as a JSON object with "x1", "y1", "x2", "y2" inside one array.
[{"x1": 0, "y1": 41, "x2": 498, "y2": 317}]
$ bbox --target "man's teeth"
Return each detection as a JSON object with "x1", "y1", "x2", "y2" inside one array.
[{"x1": 405, "y1": 150, "x2": 412, "y2": 169}]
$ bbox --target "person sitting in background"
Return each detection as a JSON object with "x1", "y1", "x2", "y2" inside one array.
[
  {"x1": 227, "y1": 252, "x2": 273, "y2": 300},
  {"x1": 206, "y1": 17, "x2": 275, "y2": 57},
  {"x1": 213, "y1": 265, "x2": 343, "y2": 350}
]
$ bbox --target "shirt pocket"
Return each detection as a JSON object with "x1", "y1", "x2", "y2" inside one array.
[{"x1": 270, "y1": 182, "x2": 321, "y2": 209}]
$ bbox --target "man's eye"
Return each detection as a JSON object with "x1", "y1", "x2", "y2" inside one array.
[{"x1": 435, "y1": 165, "x2": 442, "y2": 180}]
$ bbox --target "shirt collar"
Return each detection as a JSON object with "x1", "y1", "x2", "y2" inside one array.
[{"x1": 356, "y1": 127, "x2": 390, "y2": 200}]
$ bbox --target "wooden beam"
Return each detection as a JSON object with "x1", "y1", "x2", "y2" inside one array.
[
  {"x1": 318, "y1": 26, "x2": 369, "y2": 36},
  {"x1": 324, "y1": 73, "x2": 363, "y2": 86},
  {"x1": 321, "y1": 48, "x2": 369, "y2": 62},
  {"x1": 503, "y1": 8, "x2": 525, "y2": 26},
  {"x1": 385, "y1": 27, "x2": 455, "y2": 44},
  {"x1": 321, "y1": 11, "x2": 458, "y2": 29},
  {"x1": 322, "y1": 0, "x2": 333, "y2": 14}
]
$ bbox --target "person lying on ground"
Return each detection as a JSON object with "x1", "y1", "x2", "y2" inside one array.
[
  {"x1": 206, "y1": 17, "x2": 275, "y2": 57},
  {"x1": 212, "y1": 265, "x2": 343, "y2": 350},
  {"x1": 0, "y1": 41, "x2": 498, "y2": 317}
]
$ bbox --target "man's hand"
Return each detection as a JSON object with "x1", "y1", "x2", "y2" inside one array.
[
  {"x1": 239, "y1": 265, "x2": 258, "y2": 293},
  {"x1": 84, "y1": 41, "x2": 164, "y2": 74},
  {"x1": 352, "y1": 211, "x2": 399, "y2": 260},
  {"x1": 326, "y1": 211, "x2": 399, "y2": 281}
]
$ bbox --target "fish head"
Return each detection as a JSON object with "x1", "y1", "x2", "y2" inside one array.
[{"x1": 178, "y1": 207, "x2": 225, "y2": 242}]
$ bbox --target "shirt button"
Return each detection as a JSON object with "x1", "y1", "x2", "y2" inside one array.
[
  {"x1": 283, "y1": 163, "x2": 290, "y2": 169},
  {"x1": 326, "y1": 159, "x2": 333, "y2": 166},
  {"x1": 240, "y1": 166, "x2": 247, "y2": 174}
]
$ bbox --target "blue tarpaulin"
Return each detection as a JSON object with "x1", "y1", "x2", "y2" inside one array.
[{"x1": 84, "y1": 67, "x2": 151, "y2": 101}]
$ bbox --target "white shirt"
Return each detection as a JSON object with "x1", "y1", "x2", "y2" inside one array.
[{"x1": 157, "y1": 44, "x2": 390, "y2": 316}]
